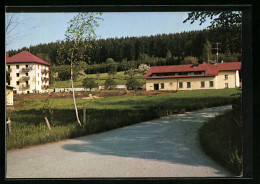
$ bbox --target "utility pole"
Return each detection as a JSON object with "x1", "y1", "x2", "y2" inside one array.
[{"x1": 212, "y1": 42, "x2": 221, "y2": 63}]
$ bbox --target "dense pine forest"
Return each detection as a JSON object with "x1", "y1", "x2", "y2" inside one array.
[{"x1": 8, "y1": 27, "x2": 241, "y2": 74}]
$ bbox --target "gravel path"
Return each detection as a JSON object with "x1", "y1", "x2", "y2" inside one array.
[{"x1": 6, "y1": 105, "x2": 233, "y2": 178}]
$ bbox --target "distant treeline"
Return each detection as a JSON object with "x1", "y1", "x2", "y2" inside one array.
[{"x1": 8, "y1": 27, "x2": 241, "y2": 66}]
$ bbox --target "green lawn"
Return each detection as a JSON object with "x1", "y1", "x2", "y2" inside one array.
[
  {"x1": 6, "y1": 88, "x2": 241, "y2": 150},
  {"x1": 50, "y1": 71, "x2": 146, "y2": 88}
]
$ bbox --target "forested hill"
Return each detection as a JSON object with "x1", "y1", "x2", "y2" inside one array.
[{"x1": 8, "y1": 27, "x2": 241, "y2": 66}]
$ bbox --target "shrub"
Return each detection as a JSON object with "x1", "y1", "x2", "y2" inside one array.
[
  {"x1": 83, "y1": 78, "x2": 98, "y2": 91},
  {"x1": 181, "y1": 56, "x2": 199, "y2": 65},
  {"x1": 126, "y1": 77, "x2": 141, "y2": 90},
  {"x1": 104, "y1": 77, "x2": 116, "y2": 90},
  {"x1": 199, "y1": 110, "x2": 242, "y2": 175}
]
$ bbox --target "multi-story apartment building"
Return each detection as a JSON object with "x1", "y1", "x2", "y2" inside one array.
[
  {"x1": 6, "y1": 51, "x2": 51, "y2": 94},
  {"x1": 143, "y1": 62, "x2": 241, "y2": 91}
]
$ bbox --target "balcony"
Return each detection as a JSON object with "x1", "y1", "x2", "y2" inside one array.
[
  {"x1": 22, "y1": 67, "x2": 31, "y2": 72},
  {"x1": 41, "y1": 85, "x2": 50, "y2": 90},
  {"x1": 22, "y1": 84, "x2": 30, "y2": 89},
  {"x1": 21, "y1": 76, "x2": 30, "y2": 81},
  {"x1": 41, "y1": 69, "x2": 48, "y2": 75},
  {"x1": 7, "y1": 76, "x2": 12, "y2": 81},
  {"x1": 7, "y1": 68, "x2": 12, "y2": 73},
  {"x1": 41, "y1": 77, "x2": 49, "y2": 82}
]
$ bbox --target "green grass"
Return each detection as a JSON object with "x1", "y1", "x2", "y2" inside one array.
[
  {"x1": 199, "y1": 109, "x2": 242, "y2": 175},
  {"x1": 6, "y1": 88, "x2": 241, "y2": 150},
  {"x1": 50, "y1": 71, "x2": 146, "y2": 88}
]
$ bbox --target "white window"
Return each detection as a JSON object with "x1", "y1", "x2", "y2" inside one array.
[{"x1": 225, "y1": 75, "x2": 228, "y2": 80}]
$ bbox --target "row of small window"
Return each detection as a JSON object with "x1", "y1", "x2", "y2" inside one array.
[
  {"x1": 15, "y1": 81, "x2": 29, "y2": 85},
  {"x1": 11, "y1": 73, "x2": 29, "y2": 77},
  {"x1": 8, "y1": 65, "x2": 45, "y2": 70},
  {"x1": 179, "y1": 81, "x2": 214, "y2": 88},
  {"x1": 7, "y1": 65, "x2": 30, "y2": 69},
  {"x1": 10, "y1": 81, "x2": 46, "y2": 86},
  {"x1": 9, "y1": 73, "x2": 45, "y2": 78}
]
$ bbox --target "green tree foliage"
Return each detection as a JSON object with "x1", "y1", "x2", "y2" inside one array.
[
  {"x1": 58, "y1": 69, "x2": 71, "y2": 81},
  {"x1": 201, "y1": 40, "x2": 213, "y2": 63},
  {"x1": 83, "y1": 78, "x2": 98, "y2": 91},
  {"x1": 9, "y1": 22, "x2": 241, "y2": 67},
  {"x1": 181, "y1": 56, "x2": 199, "y2": 65},
  {"x1": 104, "y1": 76, "x2": 116, "y2": 90},
  {"x1": 105, "y1": 58, "x2": 115, "y2": 64},
  {"x1": 108, "y1": 63, "x2": 118, "y2": 78},
  {"x1": 166, "y1": 49, "x2": 172, "y2": 60},
  {"x1": 126, "y1": 70, "x2": 141, "y2": 91},
  {"x1": 183, "y1": 11, "x2": 242, "y2": 56},
  {"x1": 35, "y1": 53, "x2": 51, "y2": 64},
  {"x1": 183, "y1": 11, "x2": 241, "y2": 29},
  {"x1": 58, "y1": 12, "x2": 102, "y2": 126}
]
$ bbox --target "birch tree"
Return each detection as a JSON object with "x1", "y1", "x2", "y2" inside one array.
[{"x1": 58, "y1": 12, "x2": 102, "y2": 126}]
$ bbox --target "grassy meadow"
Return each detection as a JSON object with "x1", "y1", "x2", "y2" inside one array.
[
  {"x1": 50, "y1": 71, "x2": 146, "y2": 88},
  {"x1": 6, "y1": 88, "x2": 241, "y2": 150},
  {"x1": 199, "y1": 109, "x2": 242, "y2": 175}
]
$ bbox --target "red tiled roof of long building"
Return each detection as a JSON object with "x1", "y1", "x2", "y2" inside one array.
[
  {"x1": 143, "y1": 62, "x2": 241, "y2": 79},
  {"x1": 6, "y1": 51, "x2": 50, "y2": 66}
]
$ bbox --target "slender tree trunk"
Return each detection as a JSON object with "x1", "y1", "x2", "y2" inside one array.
[{"x1": 70, "y1": 50, "x2": 82, "y2": 126}]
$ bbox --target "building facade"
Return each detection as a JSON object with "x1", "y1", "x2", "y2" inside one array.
[
  {"x1": 6, "y1": 51, "x2": 50, "y2": 94},
  {"x1": 143, "y1": 62, "x2": 241, "y2": 91}
]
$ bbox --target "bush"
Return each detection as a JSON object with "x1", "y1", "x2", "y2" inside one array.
[
  {"x1": 83, "y1": 78, "x2": 98, "y2": 91},
  {"x1": 104, "y1": 77, "x2": 116, "y2": 90},
  {"x1": 126, "y1": 77, "x2": 141, "y2": 90},
  {"x1": 58, "y1": 70, "x2": 71, "y2": 81},
  {"x1": 199, "y1": 110, "x2": 242, "y2": 175},
  {"x1": 181, "y1": 56, "x2": 199, "y2": 65}
]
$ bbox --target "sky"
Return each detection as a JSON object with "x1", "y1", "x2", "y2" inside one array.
[{"x1": 5, "y1": 12, "x2": 212, "y2": 51}]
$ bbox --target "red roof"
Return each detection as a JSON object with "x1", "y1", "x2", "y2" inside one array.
[
  {"x1": 143, "y1": 62, "x2": 241, "y2": 79},
  {"x1": 6, "y1": 51, "x2": 50, "y2": 66}
]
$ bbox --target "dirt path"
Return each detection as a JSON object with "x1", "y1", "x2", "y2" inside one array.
[{"x1": 7, "y1": 105, "x2": 234, "y2": 178}]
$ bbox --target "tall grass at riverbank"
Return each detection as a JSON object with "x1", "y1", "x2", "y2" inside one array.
[
  {"x1": 199, "y1": 109, "x2": 242, "y2": 175},
  {"x1": 6, "y1": 89, "x2": 241, "y2": 150}
]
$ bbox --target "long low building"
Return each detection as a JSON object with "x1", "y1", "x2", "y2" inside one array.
[{"x1": 143, "y1": 62, "x2": 241, "y2": 91}]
